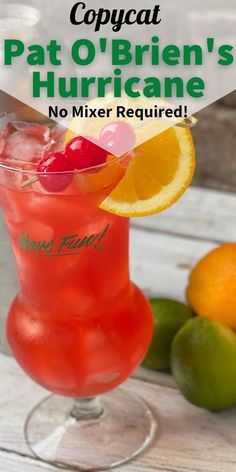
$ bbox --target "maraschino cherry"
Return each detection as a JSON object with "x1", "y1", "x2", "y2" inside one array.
[
  {"x1": 37, "y1": 126, "x2": 133, "y2": 192},
  {"x1": 66, "y1": 136, "x2": 108, "y2": 170},
  {"x1": 100, "y1": 121, "x2": 136, "y2": 156},
  {"x1": 37, "y1": 136, "x2": 109, "y2": 192},
  {"x1": 37, "y1": 152, "x2": 73, "y2": 192}
]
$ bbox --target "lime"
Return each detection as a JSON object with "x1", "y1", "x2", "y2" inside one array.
[
  {"x1": 171, "y1": 317, "x2": 236, "y2": 411},
  {"x1": 143, "y1": 298, "x2": 193, "y2": 370}
]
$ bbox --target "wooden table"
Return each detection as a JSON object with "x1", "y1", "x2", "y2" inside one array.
[{"x1": 1, "y1": 185, "x2": 236, "y2": 471}]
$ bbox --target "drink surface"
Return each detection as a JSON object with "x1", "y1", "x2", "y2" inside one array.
[{"x1": 0, "y1": 119, "x2": 153, "y2": 397}]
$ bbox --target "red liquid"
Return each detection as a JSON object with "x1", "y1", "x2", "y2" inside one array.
[{"x1": 2, "y1": 175, "x2": 153, "y2": 397}]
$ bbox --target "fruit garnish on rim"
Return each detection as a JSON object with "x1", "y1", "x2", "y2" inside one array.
[
  {"x1": 18, "y1": 118, "x2": 135, "y2": 192},
  {"x1": 100, "y1": 125, "x2": 195, "y2": 217},
  {"x1": 66, "y1": 136, "x2": 108, "y2": 169},
  {"x1": 19, "y1": 133, "x2": 114, "y2": 191},
  {"x1": 1, "y1": 95, "x2": 195, "y2": 215},
  {"x1": 37, "y1": 152, "x2": 74, "y2": 193},
  {"x1": 99, "y1": 121, "x2": 136, "y2": 156},
  {"x1": 64, "y1": 95, "x2": 195, "y2": 217}
]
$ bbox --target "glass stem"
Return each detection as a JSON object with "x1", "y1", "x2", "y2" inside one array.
[{"x1": 71, "y1": 397, "x2": 103, "y2": 420}]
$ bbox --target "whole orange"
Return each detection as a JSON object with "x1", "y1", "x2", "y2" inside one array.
[{"x1": 186, "y1": 243, "x2": 236, "y2": 330}]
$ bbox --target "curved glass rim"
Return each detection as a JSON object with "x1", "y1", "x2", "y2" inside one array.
[
  {"x1": 0, "y1": 154, "x2": 126, "y2": 176},
  {"x1": 0, "y1": 106, "x2": 129, "y2": 176}
]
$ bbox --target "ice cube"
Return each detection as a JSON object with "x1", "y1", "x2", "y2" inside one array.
[
  {"x1": 0, "y1": 123, "x2": 14, "y2": 155},
  {"x1": 4, "y1": 131, "x2": 46, "y2": 162},
  {"x1": 0, "y1": 122, "x2": 61, "y2": 164},
  {"x1": 13, "y1": 122, "x2": 50, "y2": 143}
]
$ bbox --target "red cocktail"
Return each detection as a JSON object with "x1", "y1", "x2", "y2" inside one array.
[{"x1": 0, "y1": 113, "x2": 155, "y2": 470}]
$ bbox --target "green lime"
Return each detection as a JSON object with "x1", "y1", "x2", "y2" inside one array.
[
  {"x1": 171, "y1": 317, "x2": 236, "y2": 412},
  {"x1": 143, "y1": 298, "x2": 193, "y2": 370}
]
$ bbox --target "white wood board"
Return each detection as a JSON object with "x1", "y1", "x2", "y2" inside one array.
[
  {"x1": 133, "y1": 186, "x2": 236, "y2": 243},
  {"x1": 130, "y1": 228, "x2": 216, "y2": 302}
]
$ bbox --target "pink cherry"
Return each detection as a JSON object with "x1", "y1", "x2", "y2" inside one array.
[{"x1": 100, "y1": 121, "x2": 136, "y2": 156}]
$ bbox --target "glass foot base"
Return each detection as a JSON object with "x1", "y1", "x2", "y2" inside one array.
[{"x1": 24, "y1": 388, "x2": 157, "y2": 471}]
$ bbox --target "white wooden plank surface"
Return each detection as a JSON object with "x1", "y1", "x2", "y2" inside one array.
[
  {"x1": 134, "y1": 367, "x2": 176, "y2": 388},
  {"x1": 133, "y1": 186, "x2": 236, "y2": 243},
  {"x1": 130, "y1": 228, "x2": 215, "y2": 302},
  {"x1": 1, "y1": 354, "x2": 236, "y2": 472}
]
